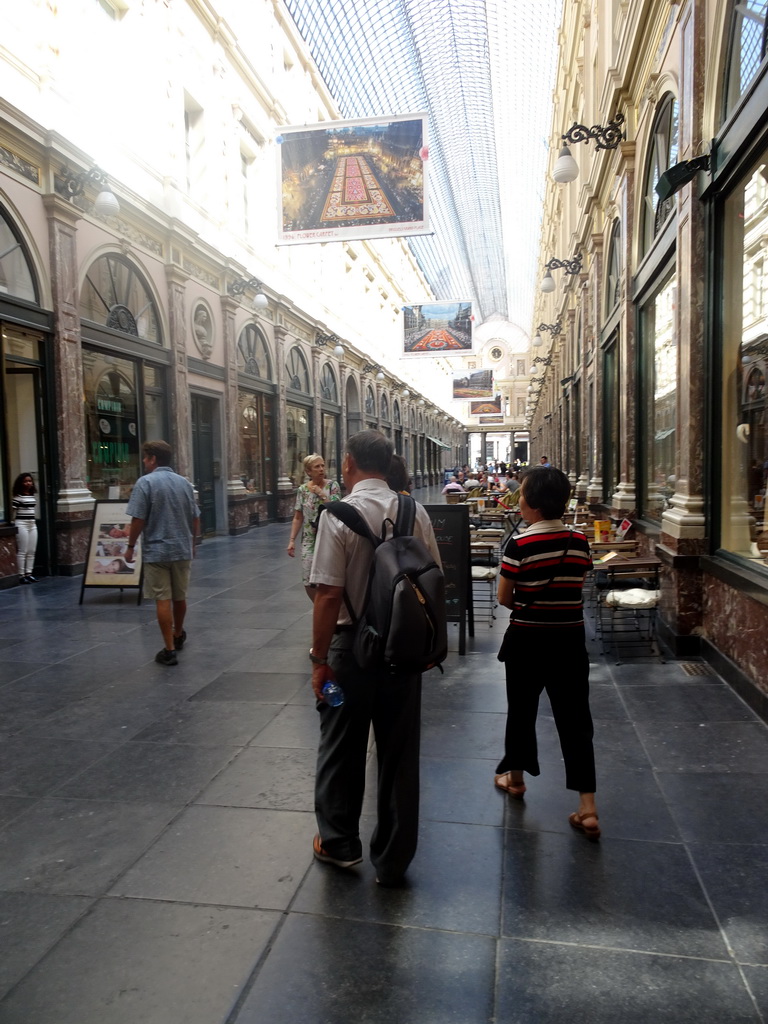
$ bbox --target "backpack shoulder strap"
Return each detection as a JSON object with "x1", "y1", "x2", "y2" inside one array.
[
  {"x1": 394, "y1": 493, "x2": 417, "y2": 537},
  {"x1": 321, "y1": 501, "x2": 379, "y2": 547}
]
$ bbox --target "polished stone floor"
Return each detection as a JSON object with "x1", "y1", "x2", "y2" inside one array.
[{"x1": 0, "y1": 510, "x2": 766, "y2": 1023}]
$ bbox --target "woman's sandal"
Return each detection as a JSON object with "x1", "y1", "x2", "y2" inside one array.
[
  {"x1": 568, "y1": 811, "x2": 601, "y2": 841},
  {"x1": 494, "y1": 773, "x2": 526, "y2": 799}
]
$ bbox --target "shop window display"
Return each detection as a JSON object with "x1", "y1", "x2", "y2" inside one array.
[
  {"x1": 640, "y1": 273, "x2": 678, "y2": 522},
  {"x1": 720, "y1": 149, "x2": 768, "y2": 563}
]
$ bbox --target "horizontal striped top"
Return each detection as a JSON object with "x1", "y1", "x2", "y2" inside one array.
[
  {"x1": 500, "y1": 520, "x2": 592, "y2": 627},
  {"x1": 12, "y1": 494, "x2": 36, "y2": 521}
]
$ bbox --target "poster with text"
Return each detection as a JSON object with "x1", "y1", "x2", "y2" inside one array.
[
  {"x1": 277, "y1": 114, "x2": 429, "y2": 244},
  {"x1": 470, "y1": 396, "x2": 502, "y2": 416},
  {"x1": 403, "y1": 301, "x2": 473, "y2": 356},
  {"x1": 453, "y1": 369, "x2": 493, "y2": 399}
]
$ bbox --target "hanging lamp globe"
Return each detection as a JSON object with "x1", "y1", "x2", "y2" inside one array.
[{"x1": 553, "y1": 145, "x2": 579, "y2": 184}]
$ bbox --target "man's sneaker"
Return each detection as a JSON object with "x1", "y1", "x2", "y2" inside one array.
[
  {"x1": 312, "y1": 833, "x2": 362, "y2": 868},
  {"x1": 173, "y1": 630, "x2": 187, "y2": 651},
  {"x1": 155, "y1": 648, "x2": 178, "y2": 666}
]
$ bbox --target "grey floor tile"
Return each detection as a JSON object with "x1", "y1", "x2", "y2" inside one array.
[
  {"x1": 688, "y1": 842, "x2": 768, "y2": 963},
  {"x1": 130, "y1": 700, "x2": 281, "y2": 746},
  {"x1": 110, "y1": 805, "x2": 313, "y2": 908},
  {"x1": 640, "y1": 772, "x2": 768, "y2": 848},
  {"x1": 15, "y1": 695, "x2": 181, "y2": 744},
  {"x1": 500, "y1": 830, "x2": 726, "y2": 958},
  {"x1": 234, "y1": 913, "x2": 497, "y2": 1024},
  {"x1": 53, "y1": 742, "x2": 238, "y2": 804},
  {"x1": 0, "y1": 796, "x2": 36, "y2": 828},
  {"x1": 247, "y1": 703, "x2": 320, "y2": 749},
  {"x1": 0, "y1": 893, "x2": 94, "y2": 999},
  {"x1": 421, "y1": 672, "x2": 508, "y2": 713},
  {"x1": 743, "y1": 967, "x2": 768, "y2": 1016},
  {"x1": 0, "y1": 797, "x2": 179, "y2": 894},
  {"x1": 189, "y1": 671, "x2": 309, "y2": 703},
  {"x1": 294, "y1": 818, "x2": 503, "y2": 936},
  {"x1": 0, "y1": 898, "x2": 279, "y2": 1024},
  {"x1": 636, "y1": 721, "x2": 768, "y2": 772},
  {"x1": 496, "y1": 939, "x2": 759, "y2": 1023},
  {"x1": 420, "y1": 708, "x2": 506, "y2": 759},
  {"x1": 0, "y1": 737, "x2": 116, "y2": 797},
  {"x1": 196, "y1": 746, "x2": 316, "y2": 811},
  {"x1": 421, "y1": 755, "x2": 504, "y2": 826},
  {"x1": 619, "y1": 681, "x2": 757, "y2": 722},
  {"x1": 608, "y1": 660, "x2": 718, "y2": 685}
]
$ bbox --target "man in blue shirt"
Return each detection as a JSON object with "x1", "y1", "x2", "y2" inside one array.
[{"x1": 125, "y1": 441, "x2": 200, "y2": 666}]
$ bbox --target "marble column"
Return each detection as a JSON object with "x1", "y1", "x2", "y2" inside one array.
[
  {"x1": 43, "y1": 194, "x2": 94, "y2": 574},
  {"x1": 221, "y1": 293, "x2": 252, "y2": 534},
  {"x1": 273, "y1": 323, "x2": 294, "y2": 521},
  {"x1": 164, "y1": 266, "x2": 192, "y2": 479},
  {"x1": 612, "y1": 147, "x2": 638, "y2": 517},
  {"x1": 586, "y1": 232, "x2": 604, "y2": 503}
]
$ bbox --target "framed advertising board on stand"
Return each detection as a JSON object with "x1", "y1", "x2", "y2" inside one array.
[
  {"x1": 424, "y1": 504, "x2": 473, "y2": 654},
  {"x1": 79, "y1": 501, "x2": 143, "y2": 604}
]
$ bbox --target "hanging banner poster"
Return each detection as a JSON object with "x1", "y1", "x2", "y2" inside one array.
[
  {"x1": 453, "y1": 369, "x2": 493, "y2": 399},
  {"x1": 479, "y1": 414, "x2": 505, "y2": 424},
  {"x1": 403, "y1": 301, "x2": 473, "y2": 356},
  {"x1": 277, "y1": 113, "x2": 429, "y2": 244},
  {"x1": 470, "y1": 396, "x2": 502, "y2": 416}
]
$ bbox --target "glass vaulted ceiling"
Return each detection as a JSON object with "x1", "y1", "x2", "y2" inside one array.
[{"x1": 284, "y1": 0, "x2": 562, "y2": 334}]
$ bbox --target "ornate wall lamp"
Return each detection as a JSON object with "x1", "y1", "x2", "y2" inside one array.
[
  {"x1": 228, "y1": 277, "x2": 269, "y2": 308},
  {"x1": 533, "y1": 354, "x2": 553, "y2": 368},
  {"x1": 315, "y1": 331, "x2": 345, "y2": 357},
  {"x1": 362, "y1": 361, "x2": 386, "y2": 381},
  {"x1": 532, "y1": 321, "x2": 562, "y2": 347},
  {"x1": 553, "y1": 113, "x2": 625, "y2": 183},
  {"x1": 56, "y1": 164, "x2": 120, "y2": 216},
  {"x1": 540, "y1": 253, "x2": 583, "y2": 292}
]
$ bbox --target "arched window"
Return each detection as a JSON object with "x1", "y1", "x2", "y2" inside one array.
[
  {"x1": 365, "y1": 384, "x2": 376, "y2": 416},
  {"x1": 286, "y1": 345, "x2": 310, "y2": 393},
  {"x1": 723, "y1": 0, "x2": 768, "y2": 121},
  {"x1": 381, "y1": 393, "x2": 390, "y2": 421},
  {"x1": 80, "y1": 253, "x2": 161, "y2": 343},
  {"x1": 605, "y1": 220, "x2": 622, "y2": 315},
  {"x1": 320, "y1": 362, "x2": 338, "y2": 403},
  {"x1": 641, "y1": 95, "x2": 679, "y2": 253},
  {"x1": 237, "y1": 324, "x2": 272, "y2": 379},
  {"x1": 393, "y1": 399, "x2": 401, "y2": 425},
  {"x1": 0, "y1": 205, "x2": 36, "y2": 302}
]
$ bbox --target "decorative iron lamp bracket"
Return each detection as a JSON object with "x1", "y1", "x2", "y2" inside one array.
[
  {"x1": 228, "y1": 276, "x2": 264, "y2": 297},
  {"x1": 537, "y1": 321, "x2": 562, "y2": 335},
  {"x1": 562, "y1": 112, "x2": 625, "y2": 151},
  {"x1": 315, "y1": 332, "x2": 339, "y2": 347},
  {"x1": 544, "y1": 253, "x2": 583, "y2": 276},
  {"x1": 362, "y1": 362, "x2": 381, "y2": 375},
  {"x1": 58, "y1": 164, "x2": 110, "y2": 199}
]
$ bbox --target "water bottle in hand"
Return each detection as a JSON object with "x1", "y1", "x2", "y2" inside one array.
[{"x1": 322, "y1": 680, "x2": 344, "y2": 707}]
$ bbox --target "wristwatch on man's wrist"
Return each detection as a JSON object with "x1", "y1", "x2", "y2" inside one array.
[{"x1": 309, "y1": 649, "x2": 328, "y2": 665}]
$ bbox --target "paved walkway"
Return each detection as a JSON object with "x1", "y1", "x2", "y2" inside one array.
[{"x1": 0, "y1": 509, "x2": 766, "y2": 1023}]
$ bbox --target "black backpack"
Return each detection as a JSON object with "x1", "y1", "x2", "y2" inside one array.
[{"x1": 321, "y1": 493, "x2": 447, "y2": 674}]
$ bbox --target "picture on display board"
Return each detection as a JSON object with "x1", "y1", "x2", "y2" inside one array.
[
  {"x1": 479, "y1": 414, "x2": 505, "y2": 424},
  {"x1": 276, "y1": 113, "x2": 429, "y2": 244},
  {"x1": 452, "y1": 369, "x2": 493, "y2": 399},
  {"x1": 470, "y1": 396, "x2": 502, "y2": 416},
  {"x1": 403, "y1": 301, "x2": 473, "y2": 356},
  {"x1": 81, "y1": 501, "x2": 143, "y2": 594}
]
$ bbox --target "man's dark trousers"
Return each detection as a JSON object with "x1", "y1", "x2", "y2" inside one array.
[{"x1": 315, "y1": 632, "x2": 421, "y2": 883}]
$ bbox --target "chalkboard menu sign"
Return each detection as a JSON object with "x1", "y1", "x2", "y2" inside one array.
[{"x1": 424, "y1": 504, "x2": 473, "y2": 654}]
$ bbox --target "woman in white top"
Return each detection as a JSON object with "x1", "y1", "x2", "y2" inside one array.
[{"x1": 12, "y1": 472, "x2": 38, "y2": 583}]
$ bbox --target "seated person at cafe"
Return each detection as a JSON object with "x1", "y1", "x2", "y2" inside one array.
[{"x1": 442, "y1": 475, "x2": 466, "y2": 494}]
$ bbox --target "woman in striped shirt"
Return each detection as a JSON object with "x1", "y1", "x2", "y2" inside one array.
[
  {"x1": 12, "y1": 473, "x2": 38, "y2": 584},
  {"x1": 493, "y1": 467, "x2": 600, "y2": 840}
]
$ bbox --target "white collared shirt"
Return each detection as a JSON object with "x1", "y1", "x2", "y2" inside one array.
[{"x1": 310, "y1": 478, "x2": 442, "y2": 625}]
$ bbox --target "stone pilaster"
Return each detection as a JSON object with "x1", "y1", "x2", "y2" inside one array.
[
  {"x1": 273, "y1": 323, "x2": 294, "y2": 521},
  {"x1": 586, "y1": 232, "x2": 604, "y2": 503},
  {"x1": 221, "y1": 293, "x2": 253, "y2": 534},
  {"x1": 43, "y1": 194, "x2": 94, "y2": 575},
  {"x1": 165, "y1": 266, "x2": 192, "y2": 478}
]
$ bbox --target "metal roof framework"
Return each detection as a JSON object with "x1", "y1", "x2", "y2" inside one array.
[{"x1": 283, "y1": 0, "x2": 563, "y2": 334}]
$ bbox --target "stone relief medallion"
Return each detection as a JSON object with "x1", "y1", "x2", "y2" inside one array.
[{"x1": 192, "y1": 303, "x2": 214, "y2": 359}]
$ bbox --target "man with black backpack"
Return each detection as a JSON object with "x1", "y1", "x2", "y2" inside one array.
[{"x1": 308, "y1": 430, "x2": 443, "y2": 887}]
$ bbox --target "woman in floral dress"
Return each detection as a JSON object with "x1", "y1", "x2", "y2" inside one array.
[{"x1": 286, "y1": 453, "x2": 341, "y2": 600}]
